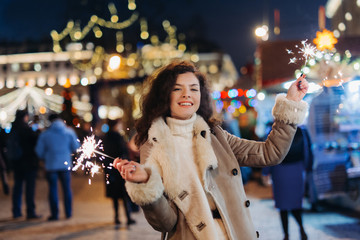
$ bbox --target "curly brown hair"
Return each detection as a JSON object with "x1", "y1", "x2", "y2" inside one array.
[{"x1": 135, "y1": 60, "x2": 217, "y2": 146}]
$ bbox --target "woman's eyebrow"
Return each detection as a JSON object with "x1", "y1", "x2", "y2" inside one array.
[{"x1": 174, "y1": 83, "x2": 199, "y2": 87}]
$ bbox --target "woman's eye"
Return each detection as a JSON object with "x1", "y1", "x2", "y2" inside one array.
[
  {"x1": 191, "y1": 88, "x2": 199, "y2": 92},
  {"x1": 173, "y1": 88, "x2": 181, "y2": 91}
]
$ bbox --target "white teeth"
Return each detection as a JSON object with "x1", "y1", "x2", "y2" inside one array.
[{"x1": 180, "y1": 102, "x2": 192, "y2": 106}]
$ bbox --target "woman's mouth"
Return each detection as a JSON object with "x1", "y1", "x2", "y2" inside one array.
[{"x1": 179, "y1": 102, "x2": 193, "y2": 106}]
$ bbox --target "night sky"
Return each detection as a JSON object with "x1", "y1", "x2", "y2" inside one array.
[{"x1": 0, "y1": 0, "x2": 329, "y2": 70}]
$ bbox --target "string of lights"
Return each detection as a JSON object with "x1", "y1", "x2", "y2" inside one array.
[
  {"x1": 50, "y1": 0, "x2": 188, "y2": 77},
  {"x1": 51, "y1": 1, "x2": 139, "y2": 53}
]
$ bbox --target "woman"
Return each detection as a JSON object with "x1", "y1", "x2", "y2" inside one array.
[
  {"x1": 262, "y1": 127, "x2": 311, "y2": 240},
  {"x1": 114, "y1": 61, "x2": 309, "y2": 240}
]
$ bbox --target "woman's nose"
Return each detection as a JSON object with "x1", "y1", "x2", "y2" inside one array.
[{"x1": 182, "y1": 89, "x2": 190, "y2": 98}]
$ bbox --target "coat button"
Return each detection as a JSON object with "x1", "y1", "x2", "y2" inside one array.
[
  {"x1": 231, "y1": 168, "x2": 238, "y2": 176},
  {"x1": 245, "y1": 200, "x2": 250, "y2": 207}
]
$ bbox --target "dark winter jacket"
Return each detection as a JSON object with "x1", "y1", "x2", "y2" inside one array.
[{"x1": 103, "y1": 130, "x2": 129, "y2": 198}]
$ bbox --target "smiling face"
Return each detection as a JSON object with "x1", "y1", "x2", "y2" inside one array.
[{"x1": 170, "y1": 72, "x2": 201, "y2": 120}]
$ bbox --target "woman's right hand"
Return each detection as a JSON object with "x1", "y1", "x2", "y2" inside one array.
[{"x1": 113, "y1": 158, "x2": 149, "y2": 183}]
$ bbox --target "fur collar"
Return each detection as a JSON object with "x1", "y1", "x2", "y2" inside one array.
[{"x1": 145, "y1": 115, "x2": 218, "y2": 200}]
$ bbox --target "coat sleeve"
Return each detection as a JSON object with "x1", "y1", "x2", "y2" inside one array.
[
  {"x1": 224, "y1": 94, "x2": 308, "y2": 167},
  {"x1": 125, "y1": 141, "x2": 178, "y2": 233}
]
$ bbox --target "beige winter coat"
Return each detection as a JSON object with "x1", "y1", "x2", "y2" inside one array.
[{"x1": 126, "y1": 94, "x2": 308, "y2": 240}]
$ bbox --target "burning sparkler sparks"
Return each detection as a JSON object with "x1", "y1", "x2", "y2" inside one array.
[
  {"x1": 73, "y1": 133, "x2": 116, "y2": 184},
  {"x1": 299, "y1": 40, "x2": 318, "y2": 64},
  {"x1": 287, "y1": 39, "x2": 319, "y2": 66}
]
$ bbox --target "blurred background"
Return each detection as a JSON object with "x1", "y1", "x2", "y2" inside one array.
[{"x1": 0, "y1": 0, "x2": 360, "y2": 239}]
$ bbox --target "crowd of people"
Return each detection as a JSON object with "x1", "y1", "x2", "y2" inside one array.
[{"x1": 0, "y1": 111, "x2": 137, "y2": 225}]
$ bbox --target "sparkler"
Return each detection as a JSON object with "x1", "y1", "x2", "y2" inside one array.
[{"x1": 286, "y1": 39, "x2": 347, "y2": 89}]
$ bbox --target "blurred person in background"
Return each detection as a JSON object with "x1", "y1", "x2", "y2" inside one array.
[
  {"x1": 6, "y1": 110, "x2": 41, "y2": 219},
  {"x1": 35, "y1": 113, "x2": 79, "y2": 221},
  {"x1": 301, "y1": 126, "x2": 318, "y2": 212},
  {"x1": 102, "y1": 119, "x2": 136, "y2": 225},
  {"x1": 262, "y1": 126, "x2": 311, "y2": 240},
  {"x1": 0, "y1": 149, "x2": 9, "y2": 195},
  {"x1": 0, "y1": 128, "x2": 9, "y2": 195}
]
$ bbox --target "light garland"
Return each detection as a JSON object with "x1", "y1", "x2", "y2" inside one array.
[
  {"x1": 69, "y1": 46, "x2": 105, "y2": 72},
  {"x1": 0, "y1": 86, "x2": 92, "y2": 128},
  {"x1": 51, "y1": 1, "x2": 139, "y2": 53}
]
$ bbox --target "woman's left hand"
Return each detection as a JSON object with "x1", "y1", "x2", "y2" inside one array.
[{"x1": 286, "y1": 74, "x2": 309, "y2": 102}]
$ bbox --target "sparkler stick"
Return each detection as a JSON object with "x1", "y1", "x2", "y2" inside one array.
[{"x1": 93, "y1": 149, "x2": 115, "y2": 160}]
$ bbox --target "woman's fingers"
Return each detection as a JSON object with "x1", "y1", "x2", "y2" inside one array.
[
  {"x1": 286, "y1": 73, "x2": 309, "y2": 101},
  {"x1": 113, "y1": 158, "x2": 130, "y2": 173},
  {"x1": 118, "y1": 161, "x2": 137, "y2": 179},
  {"x1": 296, "y1": 73, "x2": 308, "y2": 92}
]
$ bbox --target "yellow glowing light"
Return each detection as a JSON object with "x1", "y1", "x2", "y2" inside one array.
[
  {"x1": 128, "y1": 2, "x2": 136, "y2": 10},
  {"x1": 74, "y1": 32, "x2": 82, "y2": 40},
  {"x1": 94, "y1": 67, "x2": 103, "y2": 76},
  {"x1": 162, "y1": 20, "x2": 170, "y2": 28},
  {"x1": 190, "y1": 54, "x2": 199, "y2": 63},
  {"x1": 116, "y1": 44, "x2": 124, "y2": 53},
  {"x1": 39, "y1": 106, "x2": 47, "y2": 114},
  {"x1": 140, "y1": 31, "x2": 149, "y2": 39},
  {"x1": 111, "y1": 15, "x2": 119, "y2": 23},
  {"x1": 313, "y1": 29, "x2": 338, "y2": 51},
  {"x1": 178, "y1": 43, "x2": 186, "y2": 51},
  {"x1": 94, "y1": 30, "x2": 103, "y2": 38},
  {"x1": 239, "y1": 105, "x2": 247, "y2": 114},
  {"x1": 170, "y1": 39, "x2": 178, "y2": 46},
  {"x1": 208, "y1": 64, "x2": 218, "y2": 74},
  {"x1": 127, "y1": 85, "x2": 135, "y2": 94},
  {"x1": 150, "y1": 35, "x2": 159, "y2": 45},
  {"x1": 274, "y1": 26, "x2": 280, "y2": 35},
  {"x1": 64, "y1": 79, "x2": 71, "y2": 88},
  {"x1": 108, "y1": 55, "x2": 121, "y2": 71},
  {"x1": 45, "y1": 88, "x2": 53, "y2": 95},
  {"x1": 127, "y1": 58, "x2": 135, "y2": 66}
]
